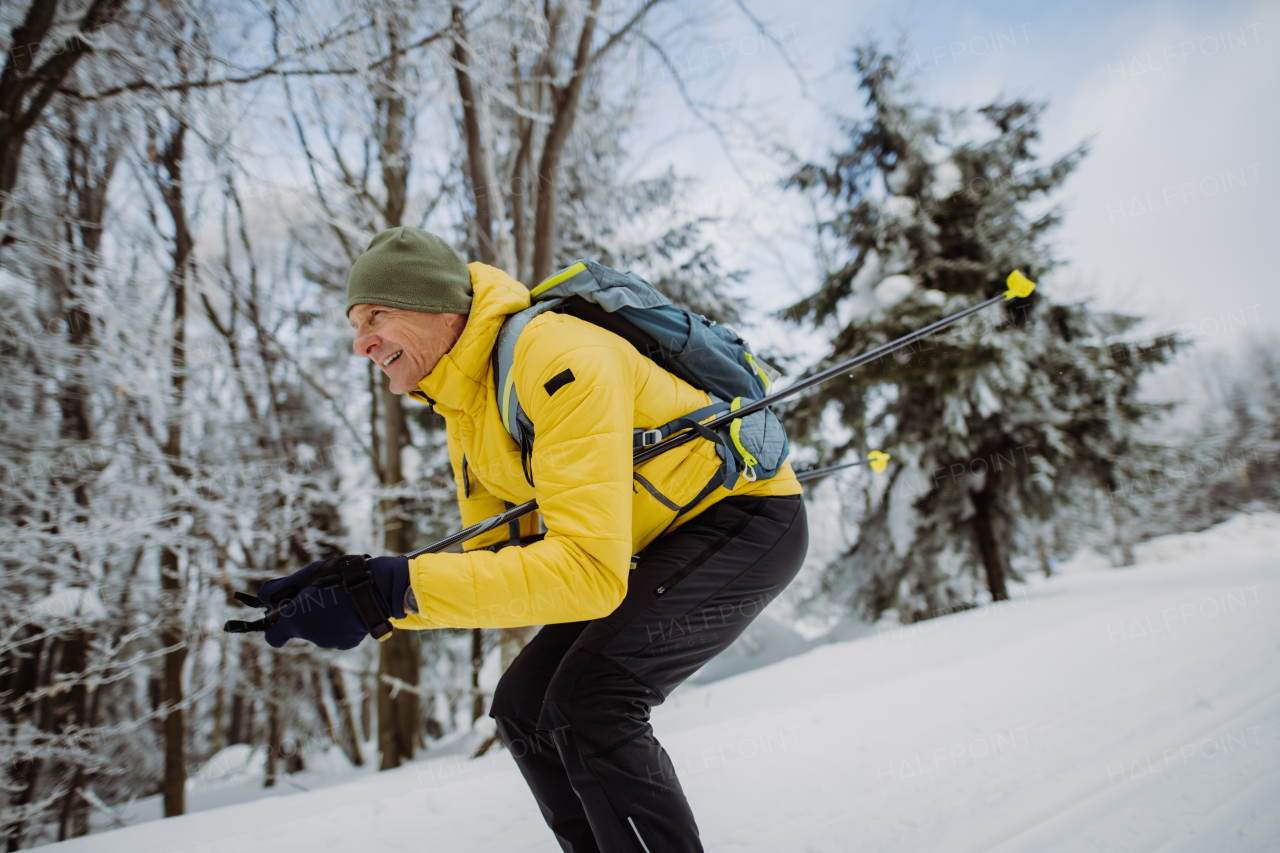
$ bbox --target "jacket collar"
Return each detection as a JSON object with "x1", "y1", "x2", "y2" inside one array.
[{"x1": 409, "y1": 263, "x2": 529, "y2": 417}]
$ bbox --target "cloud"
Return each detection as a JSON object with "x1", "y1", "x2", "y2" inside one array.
[{"x1": 1032, "y1": 0, "x2": 1278, "y2": 336}]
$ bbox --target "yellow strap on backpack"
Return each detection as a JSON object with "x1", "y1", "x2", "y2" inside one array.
[
  {"x1": 728, "y1": 397, "x2": 760, "y2": 480},
  {"x1": 744, "y1": 352, "x2": 771, "y2": 391}
]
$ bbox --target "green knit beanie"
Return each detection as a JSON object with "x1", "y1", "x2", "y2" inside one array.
[{"x1": 346, "y1": 227, "x2": 473, "y2": 317}]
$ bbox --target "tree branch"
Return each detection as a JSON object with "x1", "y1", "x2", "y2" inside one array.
[
  {"x1": 57, "y1": 27, "x2": 450, "y2": 102},
  {"x1": 588, "y1": 0, "x2": 667, "y2": 69},
  {"x1": 639, "y1": 33, "x2": 747, "y2": 175},
  {"x1": 727, "y1": 0, "x2": 808, "y2": 98}
]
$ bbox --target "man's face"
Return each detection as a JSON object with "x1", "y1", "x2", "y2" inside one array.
[{"x1": 349, "y1": 305, "x2": 467, "y2": 394}]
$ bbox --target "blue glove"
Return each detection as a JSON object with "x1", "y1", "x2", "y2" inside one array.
[{"x1": 256, "y1": 555, "x2": 410, "y2": 650}]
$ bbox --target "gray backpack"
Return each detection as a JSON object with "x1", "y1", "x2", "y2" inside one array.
[{"x1": 493, "y1": 260, "x2": 790, "y2": 514}]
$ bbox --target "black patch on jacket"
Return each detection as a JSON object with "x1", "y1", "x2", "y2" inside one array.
[{"x1": 544, "y1": 368, "x2": 575, "y2": 396}]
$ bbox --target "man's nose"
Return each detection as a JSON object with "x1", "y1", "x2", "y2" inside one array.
[{"x1": 353, "y1": 329, "x2": 379, "y2": 358}]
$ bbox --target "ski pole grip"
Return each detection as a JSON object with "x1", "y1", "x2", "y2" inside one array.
[{"x1": 1004, "y1": 270, "x2": 1036, "y2": 299}]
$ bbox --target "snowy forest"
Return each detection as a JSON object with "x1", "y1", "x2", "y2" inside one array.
[{"x1": 1, "y1": 0, "x2": 1276, "y2": 849}]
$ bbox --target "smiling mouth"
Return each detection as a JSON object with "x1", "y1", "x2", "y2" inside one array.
[{"x1": 382, "y1": 350, "x2": 403, "y2": 367}]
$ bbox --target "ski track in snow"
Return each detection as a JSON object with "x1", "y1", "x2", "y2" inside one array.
[{"x1": 46, "y1": 516, "x2": 1280, "y2": 852}]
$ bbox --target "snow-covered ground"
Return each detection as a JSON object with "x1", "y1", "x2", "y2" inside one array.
[{"x1": 54, "y1": 514, "x2": 1280, "y2": 852}]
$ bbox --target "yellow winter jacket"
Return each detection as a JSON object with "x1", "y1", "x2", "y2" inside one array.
[{"x1": 393, "y1": 263, "x2": 801, "y2": 630}]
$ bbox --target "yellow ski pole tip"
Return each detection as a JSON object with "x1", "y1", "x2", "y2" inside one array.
[
  {"x1": 1005, "y1": 270, "x2": 1036, "y2": 299},
  {"x1": 867, "y1": 450, "x2": 891, "y2": 472}
]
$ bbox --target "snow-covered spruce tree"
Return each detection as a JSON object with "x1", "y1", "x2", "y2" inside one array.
[{"x1": 785, "y1": 44, "x2": 1175, "y2": 621}]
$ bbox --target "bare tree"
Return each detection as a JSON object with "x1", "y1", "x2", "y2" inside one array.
[
  {"x1": 145, "y1": 112, "x2": 193, "y2": 818},
  {"x1": 0, "y1": 0, "x2": 126, "y2": 221}
]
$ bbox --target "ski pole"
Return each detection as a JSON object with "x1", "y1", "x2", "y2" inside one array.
[
  {"x1": 232, "y1": 272, "x2": 1032, "y2": 629},
  {"x1": 405, "y1": 449, "x2": 895, "y2": 562},
  {"x1": 795, "y1": 451, "x2": 891, "y2": 482},
  {"x1": 228, "y1": 451, "x2": 893, "y2": 633}
]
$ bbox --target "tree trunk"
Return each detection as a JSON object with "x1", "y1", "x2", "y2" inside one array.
[
  {"x1": 328, "y1": 665, "x2": 364, "y2": 767},
  {"x1": 154, "y1": 119, "x2": 193, "y2": 819},
  {"x1": 377, "y1": 374, "x2": 419, "y2": 769},
  {"x1": 380, "y1": 379, "x2": 408, "y2": 552},
  {"x1": 158, "y1": 565, "x2": 187, "y2": 817},
  {"x1": 56, "y1": 769, "x2": 84, "y2": 841},
  {"x1": 969, "y1": 483, "x2": 1009, "y2": 601},
  {"x1": 56, "y1": 99, "x2": 118, "y2": 470},
  {"x1": 377, "y1": 631, "x2": 421, "y2": 769},
  {"x1": 211, "y1": 637, "x2": 226, "y2": 753},
  {"x1": 360, "y1": 673, "x2": 373, "y2": 744},
  {"x1": 530, "y1": 0, "x2": 602, "y2": 284},
  {"x1": 470, "y1": 628, "x2": 486, "y2": 723},
  {"x1": 53, "y1": 630, "x2": 90, "y2": 841},
  {"x1": 227, "y1": 693, "x2": 244, "y2": 745},
  {"x1": 6, "y1": 758, "x2": 41, "y2": 851},
  {"x1": 1110, "y1": 504, "x2": 1135, "y2": 567},
  {"x1": 310, "y1": 667, "x2": 337, "y2": 746},
  {"x1": 5, "y1": 634, "x2": 48, "y2": 848},
  {"x1": 264, "y1": 695, "x2": 280, "y2": 788},
  {"x1": 374, "y1": 18, "x2": 409, "y2": 230},
  {"x1": 229, "y1": 636, "x2": 253, "y2": 746},
  {"x1": 452, "y1": 4, "x2": 495, "y2": 266},
  {"x1": 3, "y1": 628, "x2": 43, "y2": 849},
  {"x1": 47, "y1": 113, "x2": 120, "y2": 841},
  {"x1": 371, "y1": 13, "x2": 423, "y2": 770},
  {"x1": 376, "y1": 381, "x2": 419, "y2": 768},
  {"x1": 475, "y1": 86, "x2": 514, "y2": 271},
  {"x1": 156, "y1": 275, "x2": 187, "y2": 816},
  {"x1": 510, "y1": 115, "x2": 533, "y2": 281},
  {"x1": 243, "y1": 641, "x2": 262, "y2": 746}
]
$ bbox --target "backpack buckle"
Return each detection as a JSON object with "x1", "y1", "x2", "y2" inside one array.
[{"x1": 640, "y1": 428, "x2": 663, "y2": 447}]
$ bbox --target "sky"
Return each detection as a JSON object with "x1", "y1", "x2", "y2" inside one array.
[{"x1": 626, "y1": 0, "x2": 1279, "y2": 365}]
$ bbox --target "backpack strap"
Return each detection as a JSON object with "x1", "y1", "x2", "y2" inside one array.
[
  {"x1": 493, "y1": 300, "x2": 563, "y2": 485},
  {"x1": 629, "y1": 401, "x2": 748, "y2": 516}
]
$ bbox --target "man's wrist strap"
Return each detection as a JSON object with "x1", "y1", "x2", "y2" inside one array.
[{"x1": 331, "y1": 554, "x2": 395, "y2": 641}]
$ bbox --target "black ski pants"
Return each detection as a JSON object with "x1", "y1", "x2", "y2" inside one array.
[{"x1": 490, "y1": 494, "x2": 808, "y2": 853}]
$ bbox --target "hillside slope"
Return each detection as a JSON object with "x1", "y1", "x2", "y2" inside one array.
[{"x1": 50, "y1": 515, "x2": 1280, "y2": 853}]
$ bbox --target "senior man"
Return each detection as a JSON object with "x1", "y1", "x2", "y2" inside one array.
[{"x1": 255, "y1": 226, "x2": 807, "y2": 853}]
